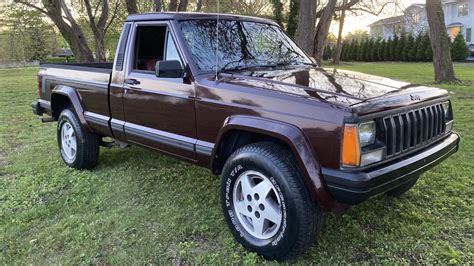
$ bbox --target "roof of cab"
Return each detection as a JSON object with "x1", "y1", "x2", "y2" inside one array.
[{"x1": 125, "y1": 12, "x2": 277, "y2": 25}]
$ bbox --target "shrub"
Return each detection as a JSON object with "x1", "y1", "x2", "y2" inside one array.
[{"x1": 450, "y1": 33, "x2": 470, "y2": 61}]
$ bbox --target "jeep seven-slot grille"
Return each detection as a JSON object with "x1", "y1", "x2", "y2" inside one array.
[{"x1": 378, "y1": 103, "x2": 446, "y2": 157}]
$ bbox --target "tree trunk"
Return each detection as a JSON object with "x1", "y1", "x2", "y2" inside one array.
[
  {"x1": 40, "y1": 0, "x2": 94, "y2": 62},
  {"x1": 178, "y1": 0, "x2": 188, "y2": 11},
  {"x1": 169, "y1": 0, "x2": 178, "y2": 11},
  {"x1": 125, "y1": 0, "x2": 138, "y2": 14},
  {"x1": 426, "y1": 0, "x2": 457, "y2": 82},
  {"x1": 154, "y1": 0, "x2": 162, "y2": 11},
  {"x1": 294, "y1": 0, "x2": 316, "y2": 55},
  {"x1": 313, "y1": 0, "x2": 337, "y2": 65},
  {"x1": 333, "y1": 1, "x2": 347, "y2": 65},
  {"x1": 196, "y1": 0, "x2": 202, "y2": 11}
]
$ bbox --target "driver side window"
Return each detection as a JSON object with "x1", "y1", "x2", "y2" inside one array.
[{"x1": 132, "y1": 25, "x2": 182, "y2": 73}]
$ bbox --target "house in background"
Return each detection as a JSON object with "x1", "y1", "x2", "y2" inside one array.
[
  {"x1": 443, "y1": 0, "x2": 473, "y2": 43},
  {"x1": 369, "y1": 4, "x2": 429, "y2": 39},
  {"x1": 369, "y1": 0, "x2": 473, "y2": 45}
]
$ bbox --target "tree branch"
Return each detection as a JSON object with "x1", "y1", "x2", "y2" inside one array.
[
  {"x1": 105, "y1": 0, "x2": 120, "y2": 35},
  {"x1": 13, "y1": 0, "x2": 48, "y2": 15}
]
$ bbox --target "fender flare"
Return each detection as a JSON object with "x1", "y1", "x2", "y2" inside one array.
[
  {"x1": 51, "y1": 85, "x2": 92, "y2": 131},
  {"x1": 212, "y1": 115, "x2": 336, "y2": 211}
]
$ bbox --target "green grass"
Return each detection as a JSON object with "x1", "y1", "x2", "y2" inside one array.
[{"x1": 1, "y1": 63, "x2": 473, "y2": 264}]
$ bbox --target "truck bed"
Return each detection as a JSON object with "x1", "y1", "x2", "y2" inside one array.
[{"x1": 40, "y1": 62, "x2": 113, "y2": 73}]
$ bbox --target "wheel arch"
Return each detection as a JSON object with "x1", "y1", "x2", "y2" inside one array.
[
  {"x1": 212, "y1": 115, "x2": 336, "y2": 211},
  {"x1": 51, "y1": 85, "x2": 91, "y2": 131}
]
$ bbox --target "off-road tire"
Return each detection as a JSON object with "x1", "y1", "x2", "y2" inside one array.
[
  {"x1": 220, "y1": 142, "x2": 322, "y2": 261},
  {"x1": 57, "y1": 108, "x2": 99, "y2": 169}
]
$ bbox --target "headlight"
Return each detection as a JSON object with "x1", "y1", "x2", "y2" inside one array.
[
  {"x1": 342, "y1": 120, "x2": 380, "y2": 167},
  {"x1": 359, "y1": 121, "x2": 376, "y2": 147}
]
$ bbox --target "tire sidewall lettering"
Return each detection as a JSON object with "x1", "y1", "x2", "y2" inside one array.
[{"x1": 224, "y1": 162, "x2": 288, "y2": 247}]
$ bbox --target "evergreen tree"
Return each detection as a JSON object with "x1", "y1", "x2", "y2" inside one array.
[
  {"x1": 350, "y1": 40, "x2": 358, "y2": 61},
  {"x1": 286, "y1": 0, "x2": 299, "y2": 38},
  {"x1": 370, "y1": 39, "x2": 380, "y2": 62},
  {"x1": 378, "y1": 40, "x2": 386, "y2": 61},
  {"x1": 450, "y1": 33, "x2": 470, "y2": 61},
  {"x1": 406, "y1": 34, "x2": 416, "y2": 61},
  {"x1": 390, "y1": 35, "x2": 399, "y2": 61},
  {"x1": 365, "y1": 39, "x2": 373, "y2": 61},
  {"x1": 414, "y1": 33, "x2": 425, "y2": 61},
  {"x1": 357, "y1": 39, "x2": 365, "y2": 61},
  {"x1": 397, "y1": 33, "x2": 407, "y2": 61},
  {"x1": 341, "y1": 42, "x2": 349, "y2": 61},
  {"x1": 417, "y1": 32, "x2": 430, "y2": 61},
  {"x1": 383, "y1": 38, "x2": 391, "y2": 61}
]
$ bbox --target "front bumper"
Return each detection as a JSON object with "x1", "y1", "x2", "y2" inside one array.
[{"x1": 322, "y1": 132, "x2": 460, "y2": 205}]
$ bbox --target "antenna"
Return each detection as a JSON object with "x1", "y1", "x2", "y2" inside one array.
[{"x1": 215, "y1": 0, "x2": 220, "y2": 81}]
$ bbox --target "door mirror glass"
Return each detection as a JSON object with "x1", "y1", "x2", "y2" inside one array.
[{"x1": 155, "y1": 60, "x2": 183, "y2": 78}]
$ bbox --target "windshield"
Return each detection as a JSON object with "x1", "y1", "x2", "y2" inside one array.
[{"x1": 179, "y1": 19, "x2": 312, "y2": 73}]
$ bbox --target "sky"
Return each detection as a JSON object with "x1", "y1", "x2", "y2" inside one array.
[{"x1": 339, "y1": 0, "x2": 425, "y2": 35}]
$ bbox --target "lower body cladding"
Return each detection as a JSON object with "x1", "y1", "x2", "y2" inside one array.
[{"x1": 322, "y1": 133, "x2": 460, "y2": 205}]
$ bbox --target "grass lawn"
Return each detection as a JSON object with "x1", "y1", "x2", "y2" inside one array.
[{"x1": 1, "y1": 63, "x2": 473, "y2": 264}]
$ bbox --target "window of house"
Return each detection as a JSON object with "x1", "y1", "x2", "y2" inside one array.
[
  {"x1": 132, "y1": 25, "x2": 182, "y2": 72},
  {"x1": 458, "y1": 2, "x2": 469, "y2": 16},
  {"x1": 467, "y1": 28, "x2": 472, "y2": 43}
]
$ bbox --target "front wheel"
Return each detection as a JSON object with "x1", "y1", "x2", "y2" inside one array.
[
  {"x1": 220, "y1": 142, "x2": 322, "y2": 261},
  {"x1": 57, "y1": 108, "x2": 99, "y2": 169}
]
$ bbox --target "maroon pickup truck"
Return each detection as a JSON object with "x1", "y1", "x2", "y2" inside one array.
[{"x1": 32, "y1": 13, "x2": 460, "y2": 260}]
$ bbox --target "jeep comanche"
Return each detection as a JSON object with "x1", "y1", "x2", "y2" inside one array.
[{"x1": 32, "y1": 12, "x2": 460, "y2": 260}]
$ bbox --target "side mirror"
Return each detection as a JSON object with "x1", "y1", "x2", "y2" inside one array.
[{"x1": 155, "y1": 60, "x2": 183, "y2": 78}]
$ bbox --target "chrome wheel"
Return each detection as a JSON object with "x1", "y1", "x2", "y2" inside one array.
[
  {"x1": 60, "y1": 121, "x2": 77, "y2": 161},
  {"x1": 233, "y1": 170, "x2": 283, "y2": 240}
]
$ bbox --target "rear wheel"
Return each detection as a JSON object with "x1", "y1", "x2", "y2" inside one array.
[
  {"x1": 385, "y1": 177, "x2": 419, "y2": 197},
  {"x1": 57, "y1": 108, "x2": 99, "y2": 169},
  {"x1": 220, "y1": 142, "x2": 322, "y2": 261}
]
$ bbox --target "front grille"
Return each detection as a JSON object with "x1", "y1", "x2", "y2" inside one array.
[{"x1": 378, "y1": 103, "x2": 447, "y2": 157}]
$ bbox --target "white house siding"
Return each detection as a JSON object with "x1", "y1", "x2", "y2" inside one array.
[
  {"x1": 370, "y1": 1, "x2": 473, "y2": 44},
  {"x1": 443, "y1": 0, "x2": 474, "y2": 44}
]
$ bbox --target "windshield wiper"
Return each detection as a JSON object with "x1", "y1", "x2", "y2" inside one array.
[
  {"x1": 216, "y1": 61, "x2": 318, "y2": 76},
  {"x1": 217, "y1": 63, "x2": 280, "y2": 74}
]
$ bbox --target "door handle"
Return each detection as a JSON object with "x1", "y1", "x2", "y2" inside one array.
[{"x1": 124, "y1": 78, "x2": 141, "y2": 85}]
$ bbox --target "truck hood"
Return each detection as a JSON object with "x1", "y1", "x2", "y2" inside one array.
[{"x1": 216, "y1": 67, "x2": 448, "y2": 112}]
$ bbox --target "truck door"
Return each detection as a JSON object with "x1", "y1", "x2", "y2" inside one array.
[{"x1": 121, "y1": 21, "x2": 197, "y2": 161}]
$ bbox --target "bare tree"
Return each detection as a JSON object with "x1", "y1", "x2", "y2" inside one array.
[
  {"x1": 15, "y1": 0, "x2": 120, "y2": 62},
  {"x1": 178, "y1": 0, "x2": 188, "y2": 11},
  {"x1": 169, "y1": 0, "x2": 178, "y2": 11},
  {"x1": 295, "y1": 0, "x2": 316, "y2": 55},
  {"x1": 332, "y1": 0, "x2": 392, "y2": 64},
  {"x1": 83, "y1": 0, "x2": 110, "y2": 62},
  {"x1": 154, "y1": 0, "x2": 162, "y2": 11},
  {"x1": 14, "y1": 0, "x2": 94, "y2": 62},
  {"x1": 426, "y1": 0, "x2": 457, "y2": 82},
  {"x1": 333, "y1": 0, "x2": 347, "y2": 65},
  {"x1": 313, "y1": 0, "x2": 338, "y2": 65},
  {"x1": 125, "y1": 0, "x2": 138, "y2": 14},
  {"x1": 196, "y1": 0, "x2": 202, "y2": 11}
]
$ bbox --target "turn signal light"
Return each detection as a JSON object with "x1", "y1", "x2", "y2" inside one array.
[{"x1": 342, "y1": 125, "x2": 360, "y2": 167}]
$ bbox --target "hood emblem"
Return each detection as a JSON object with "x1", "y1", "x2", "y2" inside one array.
[{"x1": 410, "y1": 94, "x2": 421, "y2": 101}]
